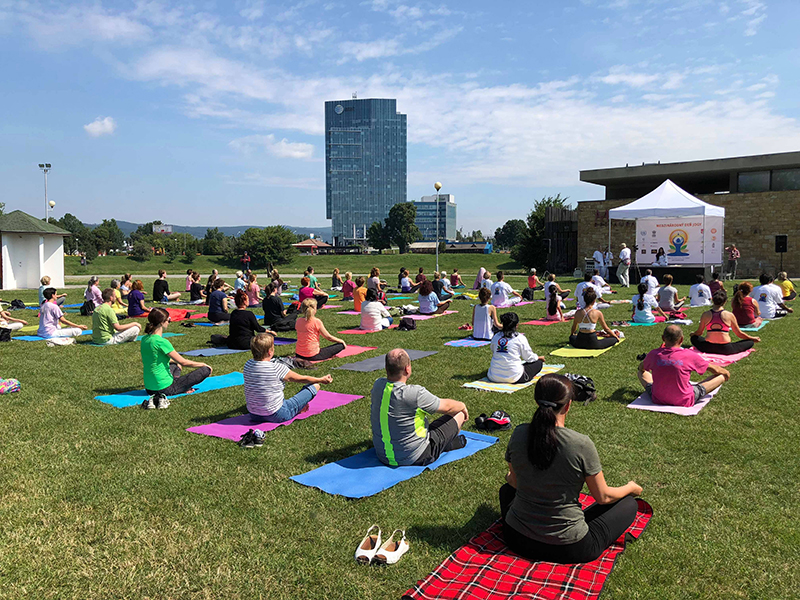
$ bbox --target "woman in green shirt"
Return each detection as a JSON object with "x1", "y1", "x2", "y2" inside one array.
[
  {"x1": 140, "y1": 307, "x2": 212, "y2": 409},
  {"x1": 500, "y1": 374, "x2": 643, "y2": 563}
]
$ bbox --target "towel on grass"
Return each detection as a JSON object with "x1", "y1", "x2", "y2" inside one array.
[
  {"x1": 338, "y1": 324, "x2": 399, "y2": 334},
  {"x1": 462, "y1": 364, "x2": 565, "y2": 393},
  {"x1": 403, "y1": 495, "x2": 653, "y2": 600},
  {"x1": 445, "y1": 338, "x2": 491, "y2": 348},
  {"x1": 628, "y1": 386, "x2": 721, "y2": 416},
  {"x1": 290, "y1": 431, "x2": 497, "y2": 498},
  {"x1": 335, "y1": 350, "x2": 437, "y2": 372},
  {"x1": 688, "y1": 347, "x2": 754, "y2": 366},
  {"x1": 94, "y1": 372, "x2": 244, "y2": 408},
  {"x1": 550, "y1": 338, "x2": 625, "y2": 358},
  {"x1": 186, "y1": 390, "x2": 363, "y2": 440}
]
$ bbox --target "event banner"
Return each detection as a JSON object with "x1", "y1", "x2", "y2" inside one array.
[{"x1": 636, "y1": 217, "x2": 723, "y2": 265}]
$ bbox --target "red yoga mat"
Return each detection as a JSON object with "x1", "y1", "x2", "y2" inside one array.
[{"x1": 404, "y1": 494, "x2": 653, "y2": 600}]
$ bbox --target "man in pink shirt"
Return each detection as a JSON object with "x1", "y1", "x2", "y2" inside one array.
[{"x1": 638, "y1": 325, "x2": 729, "y2": 407}]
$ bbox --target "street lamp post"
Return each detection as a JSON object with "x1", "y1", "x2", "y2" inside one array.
[
  {"x1": 434, "y1": 182, "x2": 442, "y2": 273},
  {"x1": 38, "y1": 163, "x2": 52, "y2": 220},
  {"x1": 46, "y1": 200, "x2": 56, "y2": 223}
]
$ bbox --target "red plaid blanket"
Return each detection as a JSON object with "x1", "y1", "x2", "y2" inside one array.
[{"x1": 403, "y1": 495, "x2": 652, "y2": 600}]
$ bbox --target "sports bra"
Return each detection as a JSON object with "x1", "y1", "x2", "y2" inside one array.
[
  {"x1": 578, "y1": 310, "x2": 597, "y2": 332},
  {"x1": 708, "y1": 310, "x2": 731, "y2": 333}
]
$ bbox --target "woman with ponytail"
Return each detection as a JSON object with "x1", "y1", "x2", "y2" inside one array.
[
  {"x1": 500, "y1": 374, "x2": 642, "y2": 563},
  {"x1": 487, "y1": 312, "x2": 543, "y2": 384},
  {"x1": 731, "y1": 281, "x2": 761, "y2": 327},
  {"x1": 569, "y1": 287, "x2": 620, "y2": 349},
  {"x1": 140, "y1": 307, "x2": 212, "y2": 408},
  {"x1": 631, "y1": 282, "x2": 666, "y2": 324},
  {"x1": 295, "y1": 298, "x2": 347, "y2": 362}
]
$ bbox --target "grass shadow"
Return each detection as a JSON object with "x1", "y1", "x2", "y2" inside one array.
[
  {"x1": 604, "y1": 386, "x2": 642, "y2": 405},
  {"x1": 188, "y1": 404, "x2": 249, "y2": 424},
  {"x1": 304, "y1": 439, "x2": 372, "y2": 464},
  {"x1": 450, "y1": 370, "x2": 489, "y2": 383},
  {"x1": 409, "y1": 503, "x2": 498, "y2": 552}
]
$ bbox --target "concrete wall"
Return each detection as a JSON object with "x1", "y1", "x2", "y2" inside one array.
[
  {"x1": 0, "y1": 233, "x2": 65, "y2": 290},
  {"x1": 576, "y1": 190, "x2": 800, "y2": 277}
]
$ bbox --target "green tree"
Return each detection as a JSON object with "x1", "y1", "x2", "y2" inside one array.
[
  {"x1": 367, "y1": 221, "x2": 392, "y2": 253},
  {"x1": 233, "y1": 227, "x2": 298, "y2": 269},
  {"x1": 57, "y1": 213, "x2": 90, "y2": 254},
  {"x1": 511, "y1": 194, "x2": 570, "y2": 269},
  {"x1": 202, "y1": 227, "x2": 231, "y2": 255},
  {"x1": 130, "y1": 221, "x2": 163, "y2": 242},
  {"x1": 92, "y1": 219, "x2": 126, "y2": 254},
  {"x1": 130, "y1": 240, "x2": 152, "y2": 262},
  {"x1": 0, "y1": 202, "x2": 6, "y2": 216},
  {"x1": 494, "y1": 219, "x2": 527, "y2": 251},
  {"x1": 385, "y1": 203, "x2": 421, "y2": 254}
]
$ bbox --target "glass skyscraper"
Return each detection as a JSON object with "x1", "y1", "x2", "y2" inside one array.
[
  {"x1": 413, "y1": 194, "x2": 457, "y2": 241},
  {"x1": 325, "y1": 98, "x2": 407, "y2": 246}
]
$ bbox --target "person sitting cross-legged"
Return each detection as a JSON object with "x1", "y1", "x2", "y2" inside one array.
[
  {"x1": 370, "y1": 349, "x2": 468, "y2": 466},
  {"x1": 244, "y1": 333, "x2": 333, "y2": 424},
  {"x1": 569, "y1": 287, "x2": 620, "y2": 350},
  {"x1": 92, "y1": 288, "x2": 141, "y2": 345},
  {"x1": 0, "y1": 308, "x2": 27, "y2": 332},
  {"x1": 631, "y1": 282, "x2": 668, "y2": 324},
  {"x1": 690, "y1": 290, "x2": 760, "y2": 355},
  {"x1": 731, "y1": 282, "x2": 761, "y2": 328},
  {"x1": 37, "y1": 287, "x2": 88, "y2": 342},
  {"x1": 751, "y1": 273, "x2": 793, "y2": 319},
  {"x1": 776, "y1": 272, "x2": 796, "y2": 301},
  {"x1": 656, "y1": 274, "x2": 686, "y2": 313},
  {"x1": 491, "y1": 270, "x2": 522, "y2": 307},
  {"x1": 638, "y1": 324, "x2": 729, "y2": 408},
  {"x1": 689, "y1": 274, "x2": 713, "y2": 307},
  {"x1": 295, "y1": 298, "x2": 346, "y2": 362},
  {"x1": 418, "y1": 280, "x2": 452, "y2": 315},
  {"x1": 500, "y1": 374, "x2": 642, "y2": 564},
  {"x1": 488, "y1": 312, "x2": 543, "y2": 384},
  {"x1": 360, "y1": 288, "x2": 393, "y2": 331}
]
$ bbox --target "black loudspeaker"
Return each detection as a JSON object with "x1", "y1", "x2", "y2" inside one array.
[{"x1": 775, "y1": 235, "x2": 788, "y2": 253}]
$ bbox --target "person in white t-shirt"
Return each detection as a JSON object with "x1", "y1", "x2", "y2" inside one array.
[
  {"x1": 244, "y1": 333, "x2": 333, "y2": 424},
  {"x1": 603, "y1": 247, "x2": 614, "y2": 279},
  {"x1": 480, "y1": 271, "x2": 493, "y2": 290},
  {"x1": 590, "y1": 269, "x2": 615, "y2": 294},
  {"x1": 751, "y1": 273, "x2": 793, "y2": 319},
  {"x1": 689, "y1": 274, "x2": 713, "y2": 307},
  {"x1": 617, "y1": 243, "x2": 632, "y2": 287},
  {"x1": 640, "y1": 270, "x2": 659, "y2": 296},
  {"x1": 491, "y1": 271, "x2": 522, "y2": 308},
  {"x1": 575, "y1": 274, "x2": 605, "y2": 310},
  {"x1": 593, "y1": 247, "x2": 605, "y2": 276},
  {"x1": 652, "y1": 247, "x2": 668, "y2": 267},
  {"x1": 487, "y1": 312, "x2": 543, "y2": 384}
]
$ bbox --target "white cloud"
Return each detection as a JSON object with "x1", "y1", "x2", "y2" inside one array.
[
  {"x1": 19, "y1": 6, "x2": 150, "y2": 48},
  {"x1": 597, "y1": 66, "x2": 660, "y2": 88},
  {"x1": 83, "y1": 116, "x2": 117, "y2": 137},
  {"x1": 229, "y1": 134, "x2": 315, "y2": 160},
  {"x1": 337, "y1": 27, "x2": 462, "y2": 62}
]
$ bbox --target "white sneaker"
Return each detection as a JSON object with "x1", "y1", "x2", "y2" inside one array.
[
  {"x1": 374, "y1": 530, "x2": 409, "y2": 565},
  {"x1": 354, "y1": 525, "x2": 381, "y2": 565}
]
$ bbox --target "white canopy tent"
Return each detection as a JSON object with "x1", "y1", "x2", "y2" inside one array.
[{"x1": 607, "y1": 179, "x2": 726, "y2": 268}]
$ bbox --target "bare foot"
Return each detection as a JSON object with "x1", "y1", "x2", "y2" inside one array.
[
  {"x1": 300, "y1": 404, "x2": 311, "y2": 414},
  {"x1": 185, "y1": 388, "x2": 197, "y2": 394}
]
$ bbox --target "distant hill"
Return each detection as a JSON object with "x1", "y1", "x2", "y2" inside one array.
[{"x1": 83, "y1": 221, "x2": 332, "y2": 243}]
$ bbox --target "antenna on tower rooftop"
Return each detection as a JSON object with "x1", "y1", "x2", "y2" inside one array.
[{"x1": 352, "y1": 92, "x2": 357, "y2": 99}]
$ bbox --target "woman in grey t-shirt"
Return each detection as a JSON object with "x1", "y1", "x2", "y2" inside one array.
[
  {"x1": 500, "y1": 374, "x2": 643, "y2": 563},
  {"x1": 656, "y1": 274, "x2": 687, "y2": 312}
]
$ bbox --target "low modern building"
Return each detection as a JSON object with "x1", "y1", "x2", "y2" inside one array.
[
  {"x1": 292, "y1": 238, "x2": 332, "y2": 254},
  {"x1": 0, "y1": 210, "x2": 70, "y2": 290},
  {"x1": 577, "y1": 151, "x2": 800, "y2": 277},
  {"x1": 412, "y1": 194, "x2": 457, "y2": 241}
]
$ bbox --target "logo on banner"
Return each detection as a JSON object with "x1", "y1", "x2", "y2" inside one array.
[{"x1": 668, "y1": 229, "x2": 690, "y2": 256}]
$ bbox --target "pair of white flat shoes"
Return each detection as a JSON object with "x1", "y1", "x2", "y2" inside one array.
[{"x1": 355, "y1": 525, "x2": 409, "y2": 565}]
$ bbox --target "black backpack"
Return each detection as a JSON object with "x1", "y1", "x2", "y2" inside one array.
[
  {"x1": 0, "y1": 328, "x2": 11, "y2": 342},
  {"x1": 398, "y1": 317, "x2": 416, "y2": 331},
  {"x1": 80, "y1": 300, "x2": 95, "y2": 316},
  {"x1": 521, "y1": 288, "x2": 534, "y2": 301},
  {"x1": 565, "y1": 373, "x2": 597, "y2": 404},
  {"x1": 10, "y1": 299, "x2": 26, "y2": 310}
]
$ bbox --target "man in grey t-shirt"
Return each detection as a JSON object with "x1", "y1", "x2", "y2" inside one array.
[{"x1": 370, "y1": 349, "x2": 469, "y2": 466}]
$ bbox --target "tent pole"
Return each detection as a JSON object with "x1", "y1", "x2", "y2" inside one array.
[
  {"x1": 702, "y1": 214, "x2": 706, "y2": 274},
  {"x1": 607, "y1": 218, "x2": 611, "y2": 260}
]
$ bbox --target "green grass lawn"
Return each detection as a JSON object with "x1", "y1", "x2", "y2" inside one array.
[
  {"x1": 65, "y1": 253, "x2": 522, "y2": 277},
  {"x1": 2, "y1": 277, "x2": 798, "y2": 599}
]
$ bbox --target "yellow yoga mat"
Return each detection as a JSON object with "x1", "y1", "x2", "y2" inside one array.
[
  {"x1": 550, "y1": 337, "x2": 625, "y2": 358},
  {"x1": 18, "y1": 325, "x2": 38, "y2": 333}
]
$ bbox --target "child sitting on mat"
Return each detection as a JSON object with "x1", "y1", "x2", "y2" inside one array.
[{"x1": 244, "y1": 333, "x2": 333, "y2": 424}]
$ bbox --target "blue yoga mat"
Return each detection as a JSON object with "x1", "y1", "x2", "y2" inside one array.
[
  {"x1": 740, "y1": 321, "x2": 769, "y2": 331},
  {"x1": 14, "y1": 330, "x2": 92, "y2": 342},
  {"x1": 94, "y1": 372, "x2": 244, "y2": 408},
  {"x1": 194, "y1": 322, "x2": 228, "y2": 327},
  {"x1": 290, "y1": 430, "x2": 497, "y2": 498},
  {"x1": 182, "y1": 339, "x2": 295, "y2": 356},
  {"x1": 63, "y1": 303, "x2": 83, "y2": 308}
]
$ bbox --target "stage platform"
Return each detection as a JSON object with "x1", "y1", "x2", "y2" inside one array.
[{"x1": 608, "y1": 264, "x2": 721, "y2": 285}]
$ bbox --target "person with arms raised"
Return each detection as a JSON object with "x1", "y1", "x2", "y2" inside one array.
[{"x1": 500, "y1": 374, "x2": 642, "y2": 563}]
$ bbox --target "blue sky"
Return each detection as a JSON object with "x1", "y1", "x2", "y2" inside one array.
[{"x1": 1, "y1": 0, "x2": 798, "y2": 234}]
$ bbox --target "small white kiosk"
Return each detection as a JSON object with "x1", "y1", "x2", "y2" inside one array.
[{"x1": 0, "y1": 210, "x2": 70, "y2": 290}]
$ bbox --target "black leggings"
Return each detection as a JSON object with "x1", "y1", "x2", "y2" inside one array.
[
  {"x1": 690, "y1": 335, "x2": 754, "y2": 355},
  {"x1": 146, "y1": 366, "x2": 212, "y2": 397},
  {"x1": 569, "y1": 332, "x2": 618, "y2": 350},
  {"x1": 515, "y1": 359, "x2": 544, "y2": 384},
  {"x1": 314, "y1": 294, "x2": 328, "y2": 308},
  {"x1": 208, "y1": 311, "x2": 231, "y2": 323},
  {"x1": 296, "y1": 342, "x2": 344, "y2": 362},
  {"x1": 499, "y1": 483, "x2": 637, "y2": 564},
  {"x1": 783, "y1": 290, "x2": 796, "y2": 301}
]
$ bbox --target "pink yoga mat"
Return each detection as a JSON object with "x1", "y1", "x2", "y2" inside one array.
[
  {"x1": 320, "y1": 305, "x2": 342, "y2": 309},
  {"x1": 186, "y1": 390, "x2": 364, "y2": 440},
  {"x1": 339, "y1": 324, "x2": 399, "y2": 334},
  {"x1": 689, "y1": 347, "x2": 754, "y2": 366},
  {"x1": 495, "y1": 301, "x2": 535, "y2": 308},
  {"x1": 309, "y1": 345, "x2": 376, "y2": 363},
  {"x1": 405, "y1": 310, "x2": 458, "y2": 321},
  {"x1": 628, "y1": 386, "x2": 721, "y2": 416},
  {"x1": 337, "y1": 310, "x2": 361, "y2": 316},
  {"x1": 521, "y1": 319, "x2": 563, "y2": 326}
]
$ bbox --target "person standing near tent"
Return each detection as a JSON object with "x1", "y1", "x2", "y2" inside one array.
[
  {"x1": 603, "y1": 247, "x2": 614, "y2": 279},
  {"x1": 617, "y1": 243, "x2": 631, "y2": 287},
  {"x1": 593, "y1": 246, "x2": 605, "y2": 277},
  {"x1": 725, "y1": 244, "x2": 740, "y2": 279}
]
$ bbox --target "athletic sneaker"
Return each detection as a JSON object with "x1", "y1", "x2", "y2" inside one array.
[
  {"x1": 141, "y1": 396, "x2": 156, "y2": 410},
  {"x1": 253, "y1": 430, "x2": 265, "y2": 447},
  {"x1": 239, "y1": 430, "x2": 256, "y2": 449},
  {"x1": 155, "y1": 394, "x2": 170, "y2": 409}
]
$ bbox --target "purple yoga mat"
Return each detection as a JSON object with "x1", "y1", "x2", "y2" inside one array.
[
  {"x1": 186, "y1": 390, "x2": 364, "y2": 441},
  {"x1": 405, "y1": 310, "x2": 458, "y2": 320}
]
